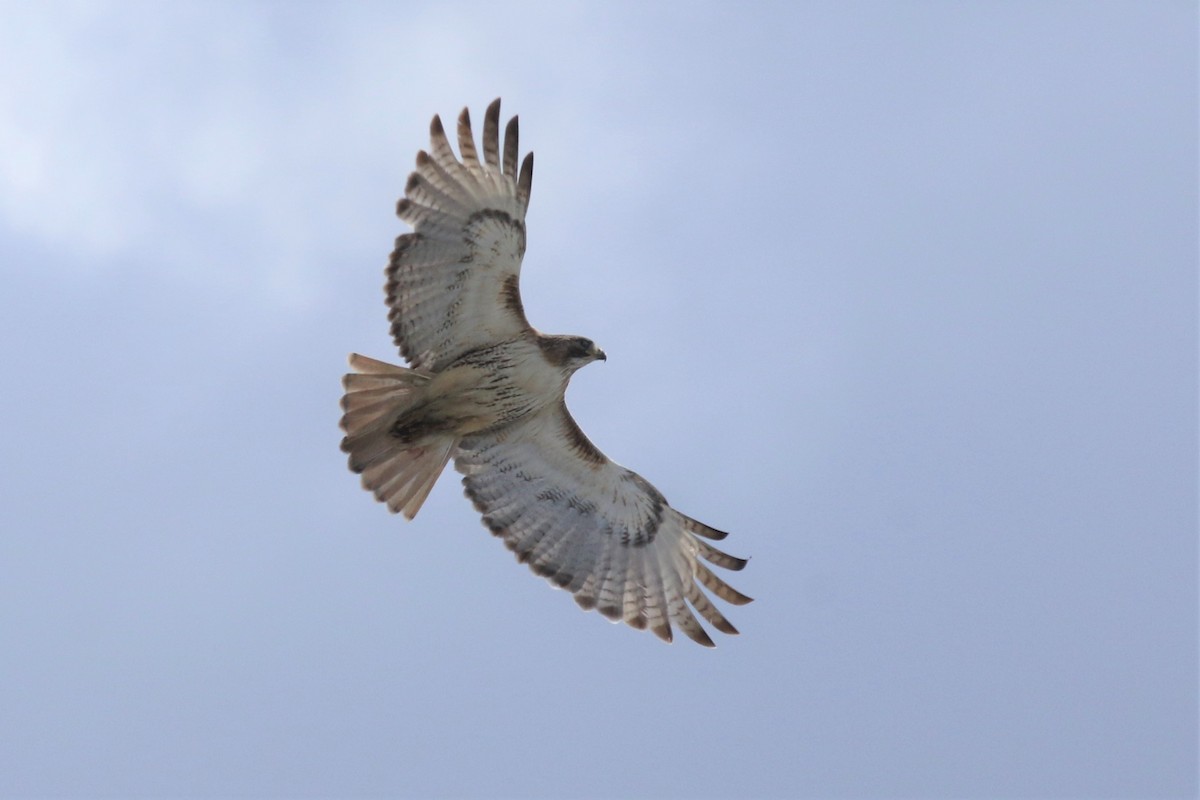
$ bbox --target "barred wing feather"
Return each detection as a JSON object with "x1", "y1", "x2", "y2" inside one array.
[
  {"x1": 455, "y1": 403, "x2": 752, "y2": 646},
  {"x1": 388, "y1": 98, "x2": 535, "y2": 371}
]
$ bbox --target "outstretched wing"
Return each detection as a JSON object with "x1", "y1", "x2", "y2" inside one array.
[
  {"x1": 455, "y1": 404, "x2": 752, "y2": 647},
  {"x1": 388, "y1": 98, "x2": 535, "y2": 371}
]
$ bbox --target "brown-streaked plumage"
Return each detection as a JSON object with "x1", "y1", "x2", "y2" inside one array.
[{"x1": 340, "y1": 99, "x2": 751, "y2": 646}]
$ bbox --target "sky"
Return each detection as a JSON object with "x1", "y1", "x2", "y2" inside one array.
[{"x1": 0, "y1": 2, "x2": 1195, "y2": 798}]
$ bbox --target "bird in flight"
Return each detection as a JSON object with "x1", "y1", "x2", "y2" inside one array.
[{"x1": 340, "y1": 99, "x2": 751, "y2": 646}]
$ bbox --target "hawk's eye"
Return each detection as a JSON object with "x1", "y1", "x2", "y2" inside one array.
[{"x1": 572, "y1": 339, "x2": 593, "y2": 358}]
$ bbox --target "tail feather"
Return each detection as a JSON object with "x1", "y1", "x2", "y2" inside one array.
[
  {"x1": 381, "y1": 441, "x2": 454, "y2": 518},
  {"x1": 340, "y1": 394, "x2": 407, "y2": 430},
  {"x1": 345, "y1": 352, "x2": 416, "y2": 377},
  {"x1": 342, "y1": 427, "x2": 403, "y2": 472},
  {"x1": 340, "y1": 353, "x2": 455, "y2": 520},
  {"x1": 373, "y1": 439, "x2": 455, "y2": 518}
]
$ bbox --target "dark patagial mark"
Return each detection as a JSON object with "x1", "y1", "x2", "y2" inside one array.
[
  {"x1": 500, "y1": 274, "x2": 529, "y2": 328},
  {"x1": 536, "y1": 336, "x2": 570, "y2": 367},
  {"x1": 555, "y1": 403, "x2": 607, "y2": 467}
]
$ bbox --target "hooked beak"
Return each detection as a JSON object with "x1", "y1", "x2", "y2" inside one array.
[{"x1": 593, "y1": 346, "x2": 607, "y2": 362}]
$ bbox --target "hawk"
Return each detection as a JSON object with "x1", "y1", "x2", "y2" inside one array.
[{"x1": 340, "y1": 99, "x2": 751, "y2": 646}]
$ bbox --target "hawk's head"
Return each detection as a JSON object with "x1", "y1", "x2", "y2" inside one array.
[{"x1": 539, "y1": 334, "x2": 606, "y2": 372}]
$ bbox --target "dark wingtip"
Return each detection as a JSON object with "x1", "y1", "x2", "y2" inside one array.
[
  {"x1": 683, "y1": 514, "x2": 729, "y2": 540},
  {"x1": 503, "y1": 114, "x2": 520, "y2": 176},
  {"x1": 597, "y1": 604, "x2": 622, "y2": 621},
  {"x1": 725, "y1": 588, "x2": 755, "y2": 606},
  {"x1": 713, "y1": 619, "x2": 740, "y2": 635},
  {"x1": 516, "y1": 151, "x2": 534, "y2": 209}
]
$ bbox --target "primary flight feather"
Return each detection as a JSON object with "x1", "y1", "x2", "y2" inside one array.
[{"x1": 340, "y1": 99, "x2": 751, "y2": 646}]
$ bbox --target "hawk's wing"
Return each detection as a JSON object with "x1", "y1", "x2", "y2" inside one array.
[
  {"x1": 455, "y1": 404, "x2": 752, "y2": 647},
  {"x1": 388, "y1": 98, "x2": 535, "y2": 371}
]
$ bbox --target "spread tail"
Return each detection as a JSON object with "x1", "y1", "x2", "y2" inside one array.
[{"x1": 339, "y1": 353, "x2": 456, "y2": 519}]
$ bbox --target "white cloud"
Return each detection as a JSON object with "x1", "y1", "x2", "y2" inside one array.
[{"x1": 0, "y1": 3, "x2": 670, "y2": 310}]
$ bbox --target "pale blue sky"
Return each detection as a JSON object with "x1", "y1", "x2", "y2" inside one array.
[{"x1": 0, "y1": 2, "x2": 1195, "y2": 798}]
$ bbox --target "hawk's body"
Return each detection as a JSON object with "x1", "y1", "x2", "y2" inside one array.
[{"x1": 341, "y1": 99, "x2": 751, "y2": 646}]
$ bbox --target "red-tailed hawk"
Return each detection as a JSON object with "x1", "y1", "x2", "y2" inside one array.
[{"x1": 340, "y1": 99, "x2": 751, "y2": 646}]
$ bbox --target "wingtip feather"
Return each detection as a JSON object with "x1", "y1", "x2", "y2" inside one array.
[
  {"x1": 457, "y1": 106, "x2": 479, "y2": 167},
  {"x1": 517, "y1": 152, "x2": 533, "y2": 210},
  {"x1": 503, "y1": 115, "x2": 519, "y2": 177},
  {"x1": 482, "y1": 99, "x2": 501, "y2": 170}
]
